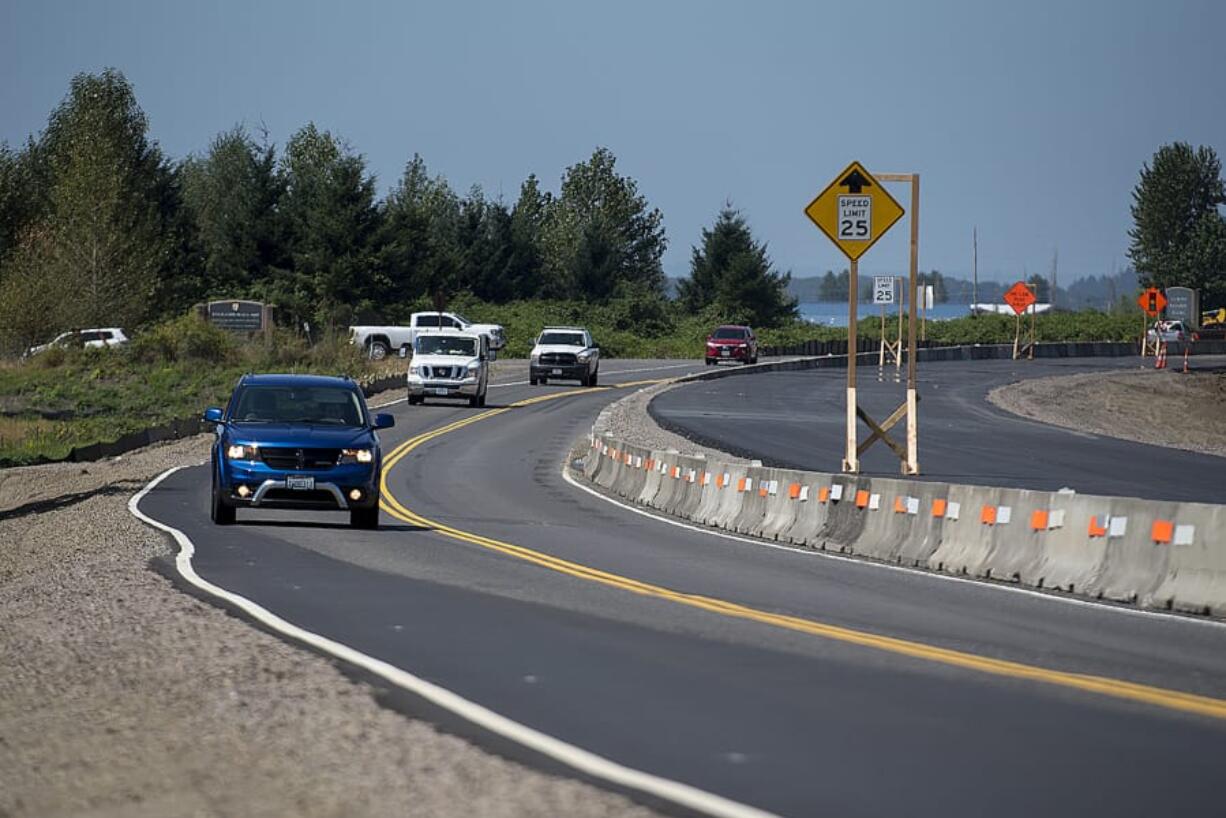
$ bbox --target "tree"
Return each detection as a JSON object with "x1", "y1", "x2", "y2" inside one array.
[
  {"x1": 0, "y1": 227, "x2": 68, "y2": 354},
  {"x1": 276, "y1": 123, "x2": 381, "y2": 328},
  {"x1": 917, "y1": 270, "x2": 948, "y2": 303},
  {"x1": 180, "y1": 126, "x2": 285, "y2": 301},
  {"x1": 817, "y1": 270, "x2": 842, "y2": 301},
  {"x1": 540, "y1": 147, "x2": 667, "y2": 300},
  {"x1": 504, "y1": 174, "x2": 551, "y2": 300},
  {"x1": 378, "y1": 154, "x2": 463, "y2": 315},
  {"x1": 1128, "y1": 142, "x2": 1226, "y2": 306},
  {"x1": 34, "y1": 69, "x2": 171, "y2": 329},
  {"x1": 1026, "y1": 273, "x2": 1050, "y2": 302},
  {"x1": 683, "y1": 205, "x2": 796, "y2": 328}
]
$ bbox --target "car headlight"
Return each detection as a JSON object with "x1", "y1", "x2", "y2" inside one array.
[
  {"x1": 226, "y1": 444, "x2": 257, "y2": 460},
  {"x1": 408, "y1": 365, "x2": 421, "y2": 376},
  {"x1": 338, "y1": 448, "x2": 374, "y2": 464},
  {"x1": 530, "y1": 352, "x2": 540, "y2": 362},
  {"x1": 577, "y1": 351, "x2": 592, "y2": 362},
  {"x1": 466, "y1": 361, "x2": 481, "y2": 372}
]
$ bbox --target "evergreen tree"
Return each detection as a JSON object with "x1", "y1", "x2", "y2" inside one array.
[
  {"x1": 540, "y1": 147, "x2": 666, "y2": 300},
  {"x1": 180, "y1": 126, "x2": 285, "y2": 301},
  {"x1": 817, "y1": 270, "x2": 840, "y2": 301},
  {"x1": 685, "y1": 205, "x2": 796, "y2": 327},
  {"x1": 378, "y1": 154, "x2": 462, "y2": 315},
  {"x1": 1128, "y1": 142, "x2": 1226, "y2": 305},
  {"x1": 277, "y1": 123, "x2": 381, "y2": 328},
  {"x1": 505, "y1": 174, "x2": 550, "y2": 299}
]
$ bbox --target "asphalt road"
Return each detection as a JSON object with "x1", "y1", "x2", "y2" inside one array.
[
  {"x1": 652, "y1": 356, "x2": 1226, "y2": 503},
  {"x1": 138, "y1": 358, "x2": 1226, "y2": 817}
]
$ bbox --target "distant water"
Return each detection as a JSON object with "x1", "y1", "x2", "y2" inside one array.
[{"x1": 799, "y1": 301, "x2": 969, "y2": 327}]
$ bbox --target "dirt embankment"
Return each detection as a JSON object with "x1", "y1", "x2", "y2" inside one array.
[
  {"x1": 988, "y1": 369, "x2": 1226, "y2": 459},
  {"x1": 0, "y1": 438, "x2": 657, "y2": 818}
]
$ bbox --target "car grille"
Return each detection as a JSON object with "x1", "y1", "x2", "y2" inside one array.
[
  {"x1": 260, "y1": 488, "x2": 342, "y2": 506},
  {"x1": 422, "y1": 365, "x2": 461, "y2": 379},
  {"x1": 259, "y1": 447, "x2": 340, "y2": 470},
  {"x1": 539, "y1": 352, "x2": 578, "y2": 366}
]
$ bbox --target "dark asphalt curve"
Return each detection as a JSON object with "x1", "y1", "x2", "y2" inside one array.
[
  {"x1": 651, "y1": 356, "x2": 1226, "y2": 503},
  {"x1": 137, "y1": 358, "x2": 1226, "y2": 818}
]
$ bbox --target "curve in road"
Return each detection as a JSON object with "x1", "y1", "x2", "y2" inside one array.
[{"x1": 135, "y1": 359, "x2": 1226, "y2": 818}]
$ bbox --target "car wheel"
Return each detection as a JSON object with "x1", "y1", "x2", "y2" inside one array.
[
  {"x1": 588, "y1": 370, "x2": 598, "y2": 387},
  {"x1": 478, "y1": 390, "x2": 487, "y2": 407},
  {"x1": 368, "y1": 340, "x2": 389, "y2": 361},
  {"x1": 211, "y1": 470, "x2": 235, "y2": 525},
  {"x1": 469, "y1": 392, "x2": 481, "y2": 408},
  {"x1": 350, "y1": 504, "x2": 379, "y2": 529},
  {"x1": 539, "y1": 376, "x2": 547, "y2": 385},
  {"x1": 407, "y1": 393, "x2": 422, "y2": 405}
]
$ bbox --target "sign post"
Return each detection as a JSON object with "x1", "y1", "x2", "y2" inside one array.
[
  {"x1": 1138, "y1": 287, "x2": 1167, "y2": 357},
  {"x1": 806, "y1": 161, "x2": 915, "y2": 474},
  {"x1": 1004, "y1": 281, "x2": 1037, "y2": 359},
  {"x1": 873, "y1": 276, "x2": 901, "y2": 370}
]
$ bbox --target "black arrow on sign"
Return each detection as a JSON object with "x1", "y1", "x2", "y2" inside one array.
[{"x1": 839, "y1": 168, "x2": 873, "y2": 194}]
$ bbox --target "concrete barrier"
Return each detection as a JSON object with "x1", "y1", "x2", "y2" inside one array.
[{"x1": 581, "y1": 428, "x2": 1226, "y2": 619}]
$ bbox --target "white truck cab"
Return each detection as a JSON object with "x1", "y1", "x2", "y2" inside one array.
[
  {"x1": 403, "y1": 329, "x2": 491, "y2": 407},
  {"x1": 529, "y1": 326, "x2": 600, "y2": 386},
  {"x1": 351, "y1": 312, "x2": 506, "y2": 360}
]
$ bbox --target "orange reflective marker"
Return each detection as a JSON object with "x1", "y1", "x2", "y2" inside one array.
[
  {"x1": 980, "y1": 505, "x2": 997, "y2": 525},
  {"x1": 893, "y1": 496, "x2": 907, "y2": 514},
  {"x1": 1152, "y1": 520, "x2": 1174, "y2": 544},
  {"x1": 855, "y1": 489, "x2": 870, "y2": 508},
  {"x1": 1088, "y1": 516, "x2": 1108, "y2": 537},
  {"x1": 932, "y1": 498, "x2": 948, "y2": 518},
  {"x1": 1030, "y1": 509, "x2": 1049, "y2": 531},
  {"x1": 818, "y1": 486, "x2": 831, "y2": 503},
  {"x1": 759, "y1": 484, "x2": 769, "y2": 497},
  {"x1": 715, "y1": 474, "x2": 724, "y2": 488},
  {"x1": 737, "y1": 477, "x2": 747, "y2": 492},
  {"x1": 788, "y1": 483, "x2": 802, "y2": 499}
]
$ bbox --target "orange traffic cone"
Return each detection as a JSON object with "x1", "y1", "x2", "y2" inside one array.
[
  {"x1": 1182, "y1": 345, "x2": 1190, "y2": 374},
  {"x1": 1155, "y1": 342, "x2": 1167, "y2": 369}
]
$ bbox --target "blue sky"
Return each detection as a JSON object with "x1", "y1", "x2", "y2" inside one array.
[{"x1": 3, "y1": 0, "x2": 1223, "y2": 283}]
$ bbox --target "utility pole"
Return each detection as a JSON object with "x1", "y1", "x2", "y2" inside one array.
[
  {"x1": 1049, "y1": 247, "x2": 1059, "y2": 309},
  {"x1": 972, "y1": 226, "x2": 979, "y2": 315}
]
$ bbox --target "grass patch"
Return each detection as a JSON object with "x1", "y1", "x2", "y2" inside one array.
[{"x1": 0, "y1": 316, "x2": 390, "y2": 466}]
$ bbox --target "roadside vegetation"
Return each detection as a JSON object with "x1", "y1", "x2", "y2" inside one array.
[{"x1": 0, "y1": 316, "x2": 387, "y2": 466}]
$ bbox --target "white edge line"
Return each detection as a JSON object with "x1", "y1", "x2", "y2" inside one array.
[
  {"x1": 562, "y1": 464, "x2": 1226, "y2": 632},
  {"x1": 127, "y1": 466, "x2": 776, "y2": 818}
]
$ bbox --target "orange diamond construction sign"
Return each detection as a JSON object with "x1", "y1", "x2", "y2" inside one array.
[{"x1": 804, "y1": 161, "x2": 905, "y2": 261}]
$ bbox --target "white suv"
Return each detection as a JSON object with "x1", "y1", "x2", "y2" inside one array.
[
  {"x1": 25, "y1": 327, "x2": 129, "y2": 358},
  {"x1": 404, "y1": 329, "x2": 491, "y2": 407},
  {"x1": 529, "y1": 327, "x2": 599, "y2": 386}
]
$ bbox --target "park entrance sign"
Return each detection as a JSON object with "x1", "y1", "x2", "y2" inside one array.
[{"x1": 203, "y1": 300, "x2": 271, "y2": 333}]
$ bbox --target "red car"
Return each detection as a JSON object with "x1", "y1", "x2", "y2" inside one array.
[{"x1": 705, "y1": 325, "x2": 758, "y2": 365}]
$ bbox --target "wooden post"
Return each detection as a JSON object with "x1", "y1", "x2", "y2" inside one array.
[
  {"x1": 1028, "y1": 303, "x2": 1036, "y2": 360},
  {"x1": 844, "y1": 258, "x2": 859, "y2": 472},
  {"x1": 896, "y1": 275, "x2": 904, "y2": 371},
  {"x1": 878, "y1": 303, "x2": 886, "y2": 368},
  {"x1": 905, "y1": 174, "x2": 919, "y2": 475}
]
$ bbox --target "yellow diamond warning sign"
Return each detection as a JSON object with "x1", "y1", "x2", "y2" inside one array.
[{"x1": 804, "y1": 161, "x2": 905, "y2": 261}]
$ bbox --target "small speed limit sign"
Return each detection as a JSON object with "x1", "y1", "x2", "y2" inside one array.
[
  {"x1": 873, "y1": 276, "x2": 895, "y2": 305},
  {"x1": 838, "y1": 195, "x2": 871, "y2": 240}
]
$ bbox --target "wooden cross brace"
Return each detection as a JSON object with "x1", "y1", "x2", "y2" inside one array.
[{"x1": 856, "y1": 395, "x2": 921, "y2": 462}]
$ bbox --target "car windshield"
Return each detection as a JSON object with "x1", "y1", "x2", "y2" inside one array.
[
  {"x1": 713, "y1": 327, "x2": 748, "y2": 339},
  {"x1": 232, "y1": 386, "x2": 366, "y2": 426},
  {"x1": 416, "y1": 335, "x2": 477, "y2": 356},
  {"x1": 540, "y1": 332, "x2": 585, "y2": 346},
  {"x1": 451, "y1": 313, "x2": 471, "y2": 325}
]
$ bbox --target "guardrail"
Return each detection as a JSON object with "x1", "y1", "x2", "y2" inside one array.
[{"x1": 582, "y1": 432, "x2": 1226, "y2": 618}]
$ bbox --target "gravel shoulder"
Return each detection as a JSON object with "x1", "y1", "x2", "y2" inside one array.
[
  {"x1": 0, "y1": 436, "x2": 657, "y2": 817},
  {"x1": 988, "y1": 368, "x2": 1226, "y2": 459}
]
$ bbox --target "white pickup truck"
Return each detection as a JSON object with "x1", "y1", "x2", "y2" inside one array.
[{"x1": 349, "y1": 312, "x2": 506, "y2": 360}]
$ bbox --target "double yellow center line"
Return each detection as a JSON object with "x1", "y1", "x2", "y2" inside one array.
[{"x1": 379, "y1": 383, "x2": 1226, "y2": 722}]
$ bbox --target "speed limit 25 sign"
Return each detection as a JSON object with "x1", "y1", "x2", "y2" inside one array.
[{"x1": 804, "y1": 161, "x2": 905, "y2": 261}]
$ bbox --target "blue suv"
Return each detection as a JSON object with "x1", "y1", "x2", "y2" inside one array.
[{"x1": 204, "y1": 374, "x2": 395, "y2": 529}]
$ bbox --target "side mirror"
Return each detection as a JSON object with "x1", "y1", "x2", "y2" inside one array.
[
  {"x1": 399, "y1": 346, "x2": 408, "y2": 359},
  {"x1": 488, "y1": 350, "x2": 497, "y2": 362},
  {"x1": 203, "y1": 407, "x2": 224, "y2": 424},
  {"x1": 373, "y1": 412, "x2": 395, "y2": 430}
]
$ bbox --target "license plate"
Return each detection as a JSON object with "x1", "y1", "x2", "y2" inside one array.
[
  {"x1": 720, "y1": 349, "x2": 730, "y2": 356},
  {"x1": 286, "y1": 475, "x2": 314, "y2": 491},
  {"x1": 431, "y1": 388, "x2": 450, "y2": 396},
  {"x1": 551, "y1": 368, "x2": 563, "y2": 375}
]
